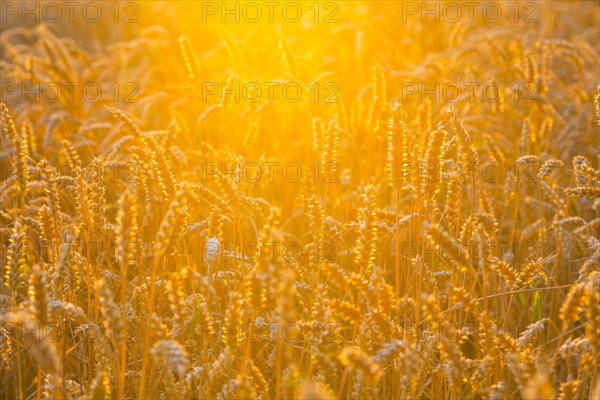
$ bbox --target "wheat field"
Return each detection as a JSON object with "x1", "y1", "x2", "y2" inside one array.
[{"x1": 0, "y1": 1, "x2": 599, "y2": 399}]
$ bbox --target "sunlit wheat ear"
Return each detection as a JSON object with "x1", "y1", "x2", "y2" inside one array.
[
  {"x1": 558, "y1": 379, "x2": 580, "y2": 400},
  {"x1": 517, "y1": 260, "x2": 548, "y2": 288},
  {"x1": 421, "y1": 129, "x2": 448, "y2": 210},
  {"x1": 320, "y1": 119, "x2": 339, "y2": 168},
  {"x1": 524, "y1": 365, "x2": 555, "y2": 400},
  {"x1": 151, "y1": 339, "x2": 189, "y2": 380},
  {"x1": 201, "y1": 205, "x2": 223, "y2": 246},
  {"x1": 520, "y1": 118, "x2": 532, "y2": 155},
  {"x1": 584, "y1": 277, "x2": 599, "y2": 356},
  {"x1": 223, "y1": 291, "x2": 243, "y2": 350},
  {"x1": 537, "y1": 117, "x2": 554, "y2": 141},
  {"x1": 257, "y1": 205, "x2": 281, "y2": 245},
  {"x1": 27, "y1": 264, "x2": 49, "y2": 327},
  {"x1": 87, "y1": 370, "x2": 111, "y2": 399},
  {"x1": 492, "y1": 333, "x2": 535, "y2": 392},
  {"x1": 459, "y1": 214, "x2": 474, "y2": 244},
  {"x1": 553, "y1": 216, "x2": 586, "y2": 235},
  {"x1": 147, "y1": 312, "x2": 170, "y2": 341},
  {"x1": 40, "y1": 160, "x2": 62, "y2": 232},
  {"x1": 328, "y1": 299, "x2": 361, "y2": 324},
  {"x1": 474, "y1": 212, "x2": 499, "y2": 239},
  {"x1": 427, "y1": 223, "x2": 469, "y2": 269},
  {"x1": 179, "y1": 35, "x2": 200, "y2": 80},
  {"x1": 572, "y1": 156, "x2": 591, "y2": 186},
  {"x1": 307, "y1": 194, "x2": 325, "y2": 261},
  {"x1": 245, "y1": 267, "x2": 267, "y2": 312},
  {"x1": 339, "y1": 346, "x2": 380, "y2": 382},
  {"x1": 41, "y1": 373, "x2": 69, "y2": 400},
  {"x1": 320, "y1": 121, "x2": 330, "y2": 167},
  {"x1": 367, "y1": 63, "x2": 386, "y2": 133},
  {"x1": 95, "y1": 278, "x2": 120, "y2": 336},
  {"x1": 578, "y1": 238, "x2": 600, "y2": 280},
  {"x1": 493, "y1": 258, "x2": 519, "y2": 288},
  {"x1": 0, "y1": 175, "x2": 18, "y2": 210},
  {"x1": 422, "y1": 294, "x2": 465, "y2": 387},
  {"x1": 516, "y1": 155, "x2": 540, "y2": 167},
  {"x1": 312, "y1": 116, "x2": 323, "y2": 152},
  {"x1": 21, "y1": 118, "x2": 36, "y2": 159},
  {"x1": 38, "y1": 25, "x2": 76, "y2": 81},
  {"x1": 298, "y1": 381, "x2": 337, "y2": 400},
  {"x1": 4, "y1": 311, "x2": 62, "y2": 394},
  {"x1": 594, "y1": 83, "x2": 600, "y2": 131},
  {"x1": 583, "y1": 166, "x2": 600, "y2": 182},
  {"x1": 4, "y1": 217, "x2": 27, "y2": 301},
  {"x1": 479, "y1": 191, "x2": 498, "y2": 217},
  {"x1": 151, "y1": 144, "x2": 178, "y2": 197},
  {"x1": 1, "y1": 103, "x2": 27, "y2": 196},
  {"x1": 61, "y1": 138, "x2": 81, "y2": 166},
  {"x1": 192, "y1": 294, "x2": 215, "y2": 339},
  {"x1": 168, "y1": 272, "x2": 187, "y2": 339},
  {"x1": 0, "y1": 327, "x2": 13, "y2": 372},
  {"x1": 154, "y1": 185, "x2": 188, "y2": 258},
  {"x1": 131, "y1": 153, "x2": 150, "y2": 204},
  {"x1": 559, "y1": 282, "x2": 587, "y2": 327},
  {"x1": 538, "y1": 159, "x2": 564, "y2": 181},
  {"x1": 74, "y1": 157, "x2": 108, "y2": 236},
  {"x1": 116, "y1": 192, "x2": 141, "y2": 268},
  {"x1": 278, "y1": 37, "x2": 299, "y2": 78},
  {"x1": 106, "y1": 106, "x2": 144, "y2": 143},
  {"x1": 352, "y1": 186, "x2": 379, "y2": 275},
  {"x1": 386, "y1": 105, "x2": 407, "y2": 190},
  {"x1": 543, "y1": 39, "x2": 596, "y2": 70},
  {"x1": 523, "y1": 49, "x2": 539, "y2": 84},
  {"x1": 1, "y1": 102, "x2": 18, "y2": 147},
  {"x1": 565, "y1": 186, "x2": 600, "y2": 198},
  {"x1": 443, "y1": 166, "x2": 461, "y2": 230},
  {"x1": 53, "y1": 233, "x2": 76, "y2": 302},
  {"x1": 240, "y1": 359, "x2": 268, "y2": 398}
]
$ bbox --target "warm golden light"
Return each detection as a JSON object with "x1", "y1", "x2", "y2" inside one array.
[{"x1": 1, "y1": 1, "x2": 599, "y2": 399}]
